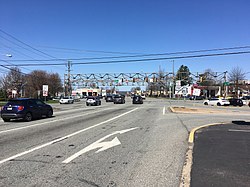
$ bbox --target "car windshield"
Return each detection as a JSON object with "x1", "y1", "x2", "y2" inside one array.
[{"x1": 63, "y1": 97, "x2": 70, "y2": 99}]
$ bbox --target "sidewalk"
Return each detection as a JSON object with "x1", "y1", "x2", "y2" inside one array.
[{"x1": 190, "y1": 121, "x2": 250, "y2": 187}]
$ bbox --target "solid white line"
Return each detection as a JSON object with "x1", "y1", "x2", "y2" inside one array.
[
  {"x1": 163, "y1": 106, "x2": 166, "y2": 115},
  {"x1": 0, "y1": 108, "x2": 113, "y2": 134},
  {"x1": 228, "y1": 129, "x2": 250, "y2": 133},
  {"x1": 0, "y1": 108, "x2": 138, "y2": 165}
]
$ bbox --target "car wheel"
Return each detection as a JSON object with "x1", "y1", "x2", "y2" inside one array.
[
  {"x1": 204, "y1": 102, "x2": 208, "y2": 105},
  {"x1": 86, "y1": 103, "x2": 89, "y2": 106},
  {"x1": 2, "y1": 118, "x2": 10, "y2": 122},
  {"x1": 24, "y1": 112, "x2": 32, "y2": 122},
  {"x1": 46, "y1": 110, "x2": 53, "y2": 118},
  {"x1": 217, "y1": 102, "x2": 221, "y2": 106}
]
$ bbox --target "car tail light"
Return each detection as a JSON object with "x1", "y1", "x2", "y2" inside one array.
[{"x1": 18, "y1": 106, "x2": 24, "y2": 111}]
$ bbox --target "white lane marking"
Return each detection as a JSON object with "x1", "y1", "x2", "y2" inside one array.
[
  {"x1": 228, "y1": 129, "x2": 250, "y2": 133},
  {"x1": 163, "y1": 106, "x2": 166, "y2": 115},
  {"x1": 62, "y1": 127, "x2": 139, "y2": 164},
  {"x1": 0, "y1": 108, "x2": 138, "y2": 165},
  {"x1": 0, "y1": 108, "x2": 114, "y2": 134}
]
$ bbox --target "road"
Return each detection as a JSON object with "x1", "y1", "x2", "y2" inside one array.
[{"x1": 0, "y1": 98, "x2": 249, "y2": 187}]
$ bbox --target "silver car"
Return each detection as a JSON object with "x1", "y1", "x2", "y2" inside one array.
[
  {"x1": 203, "y1": 98, "x2": 230, "y2": 106},
  {"x1": 59, "y1": 96, "x2": 74, "y2": 104}
]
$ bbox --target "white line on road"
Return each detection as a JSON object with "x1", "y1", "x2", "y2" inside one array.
[
  {"x1": 0, "y1": 108, "x2": 114, "y2": 134},
  {"x1": 0, "y1": 108, "x2": 138, "y2": 165},
  {"x1": 163, "y1": 106, "x2": 166, "y2": 115},
  {"x1": 228, "y1": 129, "x2": 250, "y2": 133}
]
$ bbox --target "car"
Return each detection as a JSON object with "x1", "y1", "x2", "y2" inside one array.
[
  {"x1": 52, "y1": 96, "x2": 60, "y2": 101},
  {"x1": 113, "y1": 95, "x2": 125, "y2": 104},
  {"x1": 105, "y1": 94, "x2": 114, "y2": 102},
  {"x1": 86, "y1": 96, "x2": 101, "y2": 106},
  {"x1": 203, "y1": 98, "x2": 230, "y2": 106},
  {"x1": 189, "y1": 95, "x2": 204, "y2": 100},
  {"x1": 141, "y1": 94, "x2": 146, "y2": 100},
  {"x1": 59, "y1": 96, "x2": 74, "y2": 104},
  {"x1": 132, "y1": 95, "x2": 143, "y2": 104},
  {"x1": 1, "y1": 98, "x2": 53, "y2": 122},
  {"x1": 228, "y1": 98, "x2": 243, "y2": 107},
  {"x1": 241, "y1": 96, "x2": 250, "y2": 100}
]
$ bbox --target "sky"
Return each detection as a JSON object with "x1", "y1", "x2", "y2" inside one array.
[{"x1": 0, "y1": 0, "x2": 250, "y2": 81}]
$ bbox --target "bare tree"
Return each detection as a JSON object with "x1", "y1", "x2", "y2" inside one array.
[
  {"x1": 25, "y1": 70, "x2": 63, "y2": 98},
  {"x1": 48, "y1": 73, "x2": 63, "y2": 96},
  {"x1": 228, "y1": 66, "x2": 245, "y2": 97},
  {"x1": 199, "y1": 69, "x2": 217, "y2": 86},
  {"x1": 1, "y1": 67, "x2": 24, "y2": 98}
]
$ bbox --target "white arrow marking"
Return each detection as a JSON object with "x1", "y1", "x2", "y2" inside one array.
[{"x1": 62, "y1": 127, "x2": 138, "y2": 164}]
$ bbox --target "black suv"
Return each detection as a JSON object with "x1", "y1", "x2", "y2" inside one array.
[
  {"x1": 105, "y1": 94, "x2": 114, "y2": 102},
  {"x1": 1, "y1": 98, "x2": 53, "y2": 122},
  {"x1": 132, "y1": 95, "x2": 143, "y2": 104},
  {"x1": 86, "y1": 96, "x2": 101, "y2": 106},
  {"x1": 228, "y1": 98, "x2": 243, "y2": 107},
  {"x1": 113, "y1": 95, "x2": 125, "y2": 104}
]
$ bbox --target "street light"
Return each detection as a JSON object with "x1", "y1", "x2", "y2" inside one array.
[{"x1": 1, "y1": 54, "x2": 12, "y2": 58}]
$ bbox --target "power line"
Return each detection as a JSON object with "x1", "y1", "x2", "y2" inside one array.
[
  {"x1": 36, "y1": 45, "x2": 144, "y2": 55},
  {"x1": 0, "y1": 29, "x2": 66, "y2": 70},
  {"x1": 4, "y1": 45, "x2": 250, "y2": 62},
  {"x1": 0, "y1": 29, "x2": 59, "y2": 59},
  {"x1": 1, "y1": 50, "x2": 250, "y2": 67}
]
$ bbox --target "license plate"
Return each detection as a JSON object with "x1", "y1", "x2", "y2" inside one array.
[{"x1": 7, "y1": 107, "x2": 12, "y2": 110}]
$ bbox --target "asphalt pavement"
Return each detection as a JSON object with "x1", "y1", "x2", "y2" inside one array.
[{"x1": 191, "y1": 121, "x2": 250, "y2": 187}]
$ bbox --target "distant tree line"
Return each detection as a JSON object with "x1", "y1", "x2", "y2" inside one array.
[
  {"x1": 0, "y1": 67, "x2": 63, "y2": 100},
  {"x1": 146, "y1": 64, "x2": 246, "y2": 97}
]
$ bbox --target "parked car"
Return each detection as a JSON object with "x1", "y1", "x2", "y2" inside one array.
[
  {"x1": 1, "y1": 98, "x2": 53, "y2": 122},
  {"x1": 113, "y1": 95, "x2": 125, "y2": 104},
  {"x1": 203, "y1": 98, "x2": 230, "y2": 106},
  {"x1": 141, "y1": 94, "x2": 146, "y2": 100},
  {"x1": 52, "y1": 96, "x2": 60, "y2": 101},
  {"x1": 241, "y1": 96, "x2": 250, "y2": 100},
  {"x1": 86, "y1": 96, "x2": 101, "y2": 106},
  {"x1": 105, "y1": 94, "x2": 114, "y2": 102},
  {"x1": 189, "y1": 95, "x2": 204, "y2": 100},
  {"x1": 132, "y1": 95, "x2": 143, "y2": 104},
  {"x1": 59, "y1": 96, "x2": 74, "y2": 104},
  {"x1": 228, "y1": 98, "x2": 243, "y2": 107}
]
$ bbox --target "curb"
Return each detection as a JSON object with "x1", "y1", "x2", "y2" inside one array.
[
  {"x1": 169, "y1": 106, "x2": 176, "y2": 113},
  {"x1": 179, "y1": 123, "x2": 224, "y2": 187}
]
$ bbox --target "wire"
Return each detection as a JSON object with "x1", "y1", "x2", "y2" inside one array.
[
  {"x1": 0, "y1": 29, "x2": 66, "y2": 70},
  {"x1": 4, "y1": 45, "x2": 250, "y2": 62},
  {"x1": 0, "y1": 29, "x2": 58, "y2": 59},
  {"x1": 36, "y1": 45, "x2": 144, "y2": 55},
  {"x1": 1, "y1": 50, "x2": 250, "y2": 66}
]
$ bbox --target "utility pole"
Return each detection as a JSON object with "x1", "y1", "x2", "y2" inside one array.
[
  {"x1": 172, "y1": 60, "x2": 175, "y2": 98},
  {"x1": 65, "y1": 61, "x2": 72, "y2": 96},
  {"x1": 223, "y1": 71, "x2": 228, "y2": 98}
]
